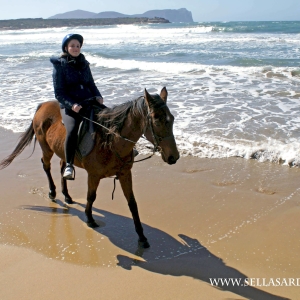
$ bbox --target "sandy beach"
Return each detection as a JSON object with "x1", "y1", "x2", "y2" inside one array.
[{"x1": 0, "y1": 127, "x2": 300, "y2": 300}]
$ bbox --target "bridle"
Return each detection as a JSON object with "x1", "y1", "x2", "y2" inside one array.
[{"x1": 144, "y1": 105, "x2": 175, "y2": 154}]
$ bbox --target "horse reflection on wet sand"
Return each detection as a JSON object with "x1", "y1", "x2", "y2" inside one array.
[{"x1": 0, "y1": 87, "x2": 179, "y2": 248}]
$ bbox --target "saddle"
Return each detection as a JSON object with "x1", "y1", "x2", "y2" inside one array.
[{"x1": 75, "y1": 99, "x2": 106, "y2": 160}]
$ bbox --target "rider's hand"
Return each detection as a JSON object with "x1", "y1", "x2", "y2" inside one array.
[
  {"x1": 72, "y1": 104, "x2": 82, "y2": 113},
  {"x1": 96, "y1": 96, "x2": 104, "y2": 104}
]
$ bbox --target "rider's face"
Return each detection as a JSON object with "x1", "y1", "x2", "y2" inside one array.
[{"x1": 65, "y1": 39, "x2": 81, "y2": 57}]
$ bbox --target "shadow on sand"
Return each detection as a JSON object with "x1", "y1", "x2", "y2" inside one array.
[{"x1": 24, "y1": 200, "x2": 289, "y2": 300}]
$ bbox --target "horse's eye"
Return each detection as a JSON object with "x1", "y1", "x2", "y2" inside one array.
[{"x1": 165, "y1": 115, "x2": 173, "y2": 125}]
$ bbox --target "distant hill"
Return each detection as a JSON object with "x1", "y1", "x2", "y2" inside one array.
[
  {"x1": 49, "y1": 10, "x2": 97, "y2": 19},
  {"x1": 96, "y1": 11, "x2": 128, "y2": 18},
  {"x1": 49, "y1": 8, "x2": 194, "y2": 23},
  {"x1": 131, "y1": 9, "x2": 193, "y2": 23}
]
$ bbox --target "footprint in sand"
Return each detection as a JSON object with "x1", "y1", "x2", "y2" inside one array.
[
  {"x1": 256, "y1": 187, "x2": 276, "y2": 195},
  {"x1": 29, "y1": 187, "x2": 49, "y2": 199}
]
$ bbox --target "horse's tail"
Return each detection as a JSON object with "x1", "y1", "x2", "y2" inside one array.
[{"x1": 0, "y1": 103, "x2": 43, "y2": 170}]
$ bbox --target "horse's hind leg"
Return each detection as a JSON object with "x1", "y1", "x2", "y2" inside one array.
[
  {"x1": 40, "y1": 149, "x2": 56, "y2": 201},
  {"x1": 119, "y1": 171, "x2": 150, "y2": 248},
  {"x1": 60, "y1": 159, "x2": 74, "y2": 204}
]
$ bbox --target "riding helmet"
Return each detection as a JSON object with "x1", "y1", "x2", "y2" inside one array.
[{"x1": 62, "y1": 33, "x2": 84, "y2": 53}]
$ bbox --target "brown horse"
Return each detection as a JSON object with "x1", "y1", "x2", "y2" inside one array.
[{"x1": 0, "y1": 87, "x2": 179, "y2": 248}]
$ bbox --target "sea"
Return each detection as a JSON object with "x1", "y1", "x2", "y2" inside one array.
[{"x1": 1, "y1": 21, "x2": 300, "y2": 166}]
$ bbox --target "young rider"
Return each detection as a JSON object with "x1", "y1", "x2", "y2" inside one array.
[{"x1": 50, "y1": 33, "x2": 103, "y2": 180}]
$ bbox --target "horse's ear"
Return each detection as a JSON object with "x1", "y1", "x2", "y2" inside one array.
[
  {"x1": 144, "y1": 88, "x2": 153, "y2": 107},
  {"x1": 160, "y1": 87, "x2": 168, "y2": 103}
]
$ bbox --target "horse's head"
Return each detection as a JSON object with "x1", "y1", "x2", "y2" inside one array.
[{"x1": 143, "y1": 87, "x2": 180, "y2": 165}]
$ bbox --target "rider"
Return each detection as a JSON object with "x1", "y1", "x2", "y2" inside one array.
[{"x1": 50, "y1": 33, "x2": 103, "y2": 180}]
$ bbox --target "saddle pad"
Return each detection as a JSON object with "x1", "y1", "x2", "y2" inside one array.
[{"x1": 76, "y1": 109, "x2": 96, "y2": 160}]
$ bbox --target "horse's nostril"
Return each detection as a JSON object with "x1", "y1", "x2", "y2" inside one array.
[{"x1": 168, "y1": 156, "x2": 176, "y2": 164}]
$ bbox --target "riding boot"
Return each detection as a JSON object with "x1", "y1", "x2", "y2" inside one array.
[
  {"x1": 63, "y1": 163, "x2": 75, "y2": 180},
  {"x1": 64, "y1": 136, "x2": 76, "y2": 180}
]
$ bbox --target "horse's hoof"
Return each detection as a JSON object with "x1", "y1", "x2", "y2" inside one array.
[
  {"x1": 87, "y1": 220, "x2": 99, "y2": 228},
  {"x1": 64, "y1": 196, "x2": 74, "y2": 204},
  {"x1": 138, "y1": 239, "x2": 150, "y2": 248},
  {"x1": 48, "y1": 190, "x2": 56, "y2": 200}
]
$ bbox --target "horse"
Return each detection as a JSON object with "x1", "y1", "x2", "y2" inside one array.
[{"x1": 0, "y1": 87, "x2": 179, "y2": 248}]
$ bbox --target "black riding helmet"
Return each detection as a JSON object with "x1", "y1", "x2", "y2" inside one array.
[{"x1": 62, "y1": 33, "x2": 84, "y2": 53}]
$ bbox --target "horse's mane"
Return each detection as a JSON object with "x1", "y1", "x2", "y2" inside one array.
[{"x1": 96, "y1": 94, "x2": 164, "y2": 148}]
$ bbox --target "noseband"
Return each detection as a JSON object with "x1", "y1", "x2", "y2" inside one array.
[{"x1": 144, "y1": 105, "x2": 174, "y2": 154}]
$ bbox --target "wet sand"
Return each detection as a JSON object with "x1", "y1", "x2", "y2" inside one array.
[{"x1": 1, "y1": 127, "x2": 300, "y2": 300}]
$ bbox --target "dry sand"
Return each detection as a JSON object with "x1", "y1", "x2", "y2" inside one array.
[{"x1": 1, "y1": 127, "x2": 300, "y2": 300}]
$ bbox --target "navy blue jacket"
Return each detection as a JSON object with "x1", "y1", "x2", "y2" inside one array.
[{"x1": 50, "y1": 54, "x2": 102, "y2": 109}]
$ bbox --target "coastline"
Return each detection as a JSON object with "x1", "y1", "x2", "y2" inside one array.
[
  {"x1": 0, "y1": 17, "x2": 170, "y2": 31},
  {"x1": 1, "y1": 127, "x2": 300, "y2": 299}
]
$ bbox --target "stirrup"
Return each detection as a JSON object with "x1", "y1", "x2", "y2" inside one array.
[{"x1": 63, "y1": 164, "x2": 76, "y2": 180}]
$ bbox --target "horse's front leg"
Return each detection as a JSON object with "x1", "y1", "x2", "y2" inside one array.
[
  {"x1": 85, "y1": 173, "x2": 101, "y2": 228},
  {"x1": 60, "y1": 160, "x2": 73, "y2": 204},
  {"x1": 118, "y1": 171, "x2": 150, "y2": 248}
]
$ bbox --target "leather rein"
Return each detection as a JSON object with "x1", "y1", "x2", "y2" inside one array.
[
  {"x1": 81, "y1": 104, "x2": 173, "y2": 159},
  {"x1": 81, "y1": 103, "x2": 174, "y2": 199}
]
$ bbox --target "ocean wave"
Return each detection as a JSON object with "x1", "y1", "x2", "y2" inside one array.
[
  {"x1": 136, "y1": 133, "x2": 300, "y2": 167},
  {"x1": 1, "y1": 21, "x2": 299, "y2": 36},
  {"x1": 2, "y1": 23, "x2": 299, "y2": 48},
  {"x1": 4, "y1": 51, "x2": 54, "y2": 62},
  {"x1": 206, "y1": 21, "x2": 300, "y2": 34},
  {"x1": 86, "y1": 54, "x2": 300, "y2": 79}
]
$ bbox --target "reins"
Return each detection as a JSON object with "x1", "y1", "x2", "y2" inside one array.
[
  {"x1": 81, "y1": 115, "x2": 136, "y2": 144},
  {"x1": 81, "y1": 114, "x2": 157, "y2": 160},
  {"x1": 80, "y1": 107, "x2": 163, "y2": 200},
  {"x1": 80, "y1": 103, "x2": 173, "y2": 161}
]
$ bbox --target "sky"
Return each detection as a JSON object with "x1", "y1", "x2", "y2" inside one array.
[{"x1": 1, "y1": 0, "x2": 300, "y2": 21}]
